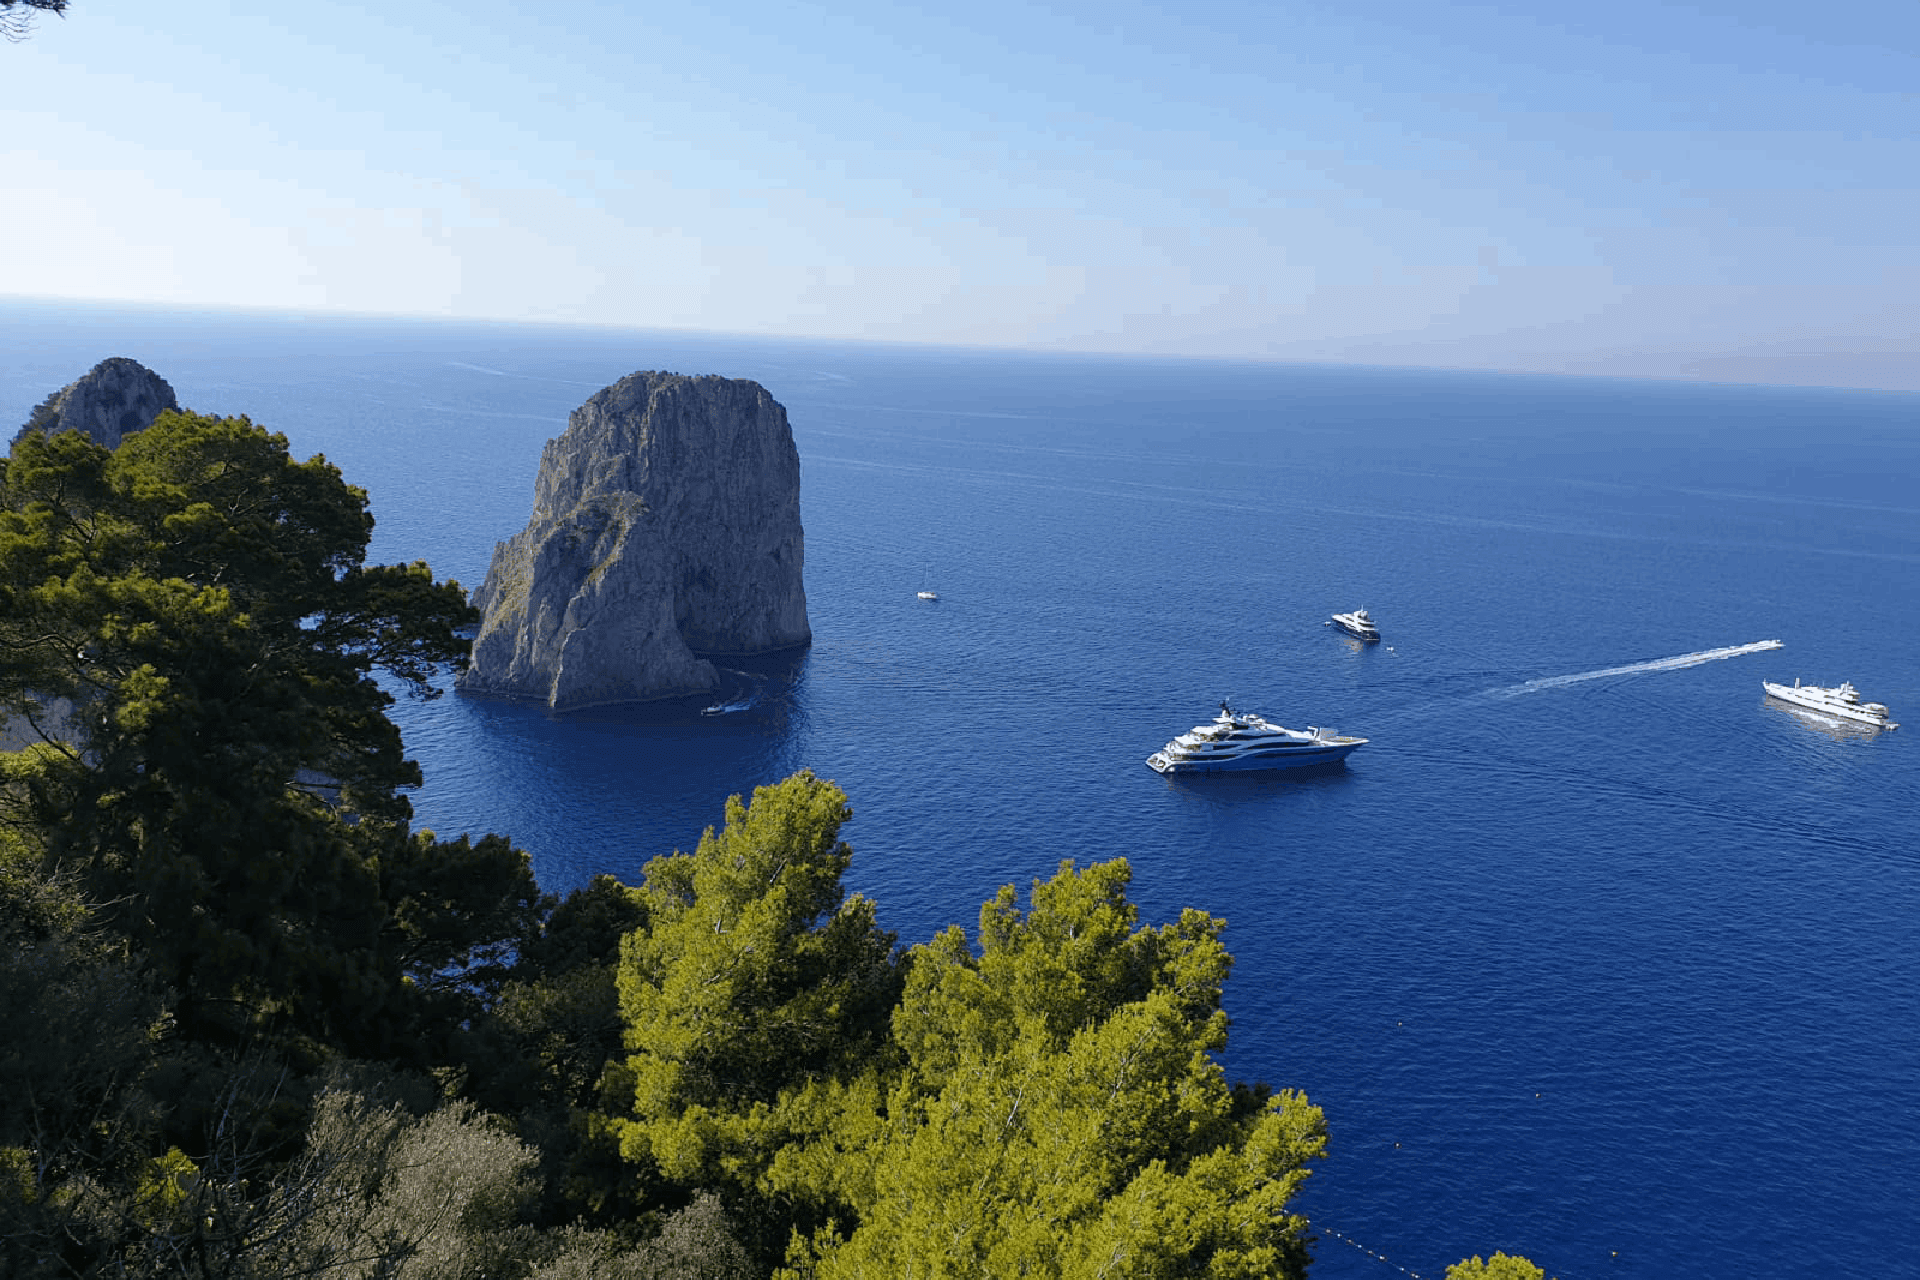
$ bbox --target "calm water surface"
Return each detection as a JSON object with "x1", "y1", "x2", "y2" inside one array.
[{"x1": 5, "y1": 301, "x2": 1916, "y2": 1279}]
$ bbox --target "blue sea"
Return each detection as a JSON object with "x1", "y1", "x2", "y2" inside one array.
[{"x1": 5, "y1": 298, "x2": 1917, "y2": 1279}]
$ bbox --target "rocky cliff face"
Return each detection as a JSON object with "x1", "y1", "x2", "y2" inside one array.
[
  {"x1": 458, "y1": 371, "x2": 811, "y2": 712},
  {"x1": 14, "y1": 357, "x2": 180, "y2": 451}
]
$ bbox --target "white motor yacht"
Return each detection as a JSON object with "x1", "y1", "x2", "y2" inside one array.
[
  {"x1": 1147, "y1": 702, "x2": 1367, "y2": 774},
  {"x1": 1329, "y1": 608, "x2": 1380, "y2": 641},
  {"x1": 1762, "y1": 679, "x2": 1898, "y2": 730}
]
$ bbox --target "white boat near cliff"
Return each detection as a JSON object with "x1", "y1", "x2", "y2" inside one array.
[{"x1": 1762, "y1": 679, "x2": 1897, "y2": 730}]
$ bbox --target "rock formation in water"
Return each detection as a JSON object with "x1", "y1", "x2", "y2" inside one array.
[
  {"x1": 458, "y1": 371, "x2": 811, "y2": 712},
  {"x1": 14, "y1": 357, "x2": 180, "y2": 451}
]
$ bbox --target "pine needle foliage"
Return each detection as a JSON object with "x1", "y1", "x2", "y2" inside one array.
[{"x1": 780, "y1": 858, "x2": 1327, "y2": 1280}]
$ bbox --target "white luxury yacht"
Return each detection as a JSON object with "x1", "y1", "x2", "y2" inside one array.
[
  {"x1": 1146, "y1": 702, "x2": 1368, "y2": 774},
  {"x1": 1762, "y1": 679, "x2": 1898, "y2": 730},
  {"x1": 1329, "y1": 608, "x2": 1380, "y2": 641}
]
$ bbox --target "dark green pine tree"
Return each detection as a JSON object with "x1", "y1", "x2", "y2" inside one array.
[{"x1": 0, "y1": 410, "x2": 540, "y2": 1051}]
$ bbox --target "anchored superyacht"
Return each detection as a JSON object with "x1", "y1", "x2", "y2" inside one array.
[
  {"x1": 1762, "y1": 679, "x2": 1898, "y2": 730},
  {"x1": 1147, "y1": 702, "x2": 1368, "y2": 774},
  {"x1": 1329, "y1": 608, "x2": 1380, "y2": 641}
]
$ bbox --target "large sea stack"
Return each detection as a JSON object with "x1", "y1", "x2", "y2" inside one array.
[
  {"x1": 458, "y1": 371, "x2": 811, "y2": 712},
  {"x1": 13, "y1": 357, "x2": 180, "y2": 450}
]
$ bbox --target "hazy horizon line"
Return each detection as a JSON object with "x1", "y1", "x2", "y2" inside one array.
[{"x1": 8, "y1": 291, "x2": 1919, "y2": 398}]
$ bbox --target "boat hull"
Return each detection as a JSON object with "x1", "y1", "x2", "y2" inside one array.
[{"x1": 1146, "y1": 739, "x2": 1365, "y2": 774}]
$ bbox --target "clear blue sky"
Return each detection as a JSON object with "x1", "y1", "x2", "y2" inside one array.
[{"x1": 9, "y1": 0, "x2": 1920, "y2": 383}]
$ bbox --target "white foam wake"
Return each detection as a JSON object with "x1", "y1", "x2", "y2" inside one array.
[{"x1": 1491, "y1": 640, "x2": 1783, "y2": 697}]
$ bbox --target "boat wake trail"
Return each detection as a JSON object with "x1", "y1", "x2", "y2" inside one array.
[{"x1": 1489, "y1": 640, "x2": 1783, "y2": 698}]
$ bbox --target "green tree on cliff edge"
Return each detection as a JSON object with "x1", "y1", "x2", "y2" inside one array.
[
  {"x1": 1448, "y1": 1253, "x2": 1553, "y2": 1279},
  {"x1": 0, "y1": 410, "x2": 538, "y2": 1051},
  {"x1": 604, "y1": 770, "x2": 905, "y2": 1254},
  {"x1": 603, "y1": 771, "x2": 1328, "y2": 1278},
  {"x1": 780, "y1": 858, "x2": 1327, "y2": 1279}
]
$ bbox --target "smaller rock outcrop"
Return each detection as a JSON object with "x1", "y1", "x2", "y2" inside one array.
[
  {"x1": 13, "y1": 357, "x2": 180, "y2": 451},
  {"x1": 459, "y1": 371, "x2": 811, "y2": 712}
]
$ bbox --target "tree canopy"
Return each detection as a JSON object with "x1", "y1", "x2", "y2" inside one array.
[
  {"x1": 603, "y1": 771, "x2": 903, "y2": 1257},
  {"x1": 1, "y1": 0, "x2": 66, "y2": 42},
  {"x1": 778, "y1": 858, "x2": 1327, "y2": 1279},
  {"x1": 1448, "y1": 1253, "x2": 1552, "y2": 1279},
  {"x1": 0, "y1": 410, "x2": 535, "y2": 1049},
  {"x1": 597, "y1": 775, "x2": 1327, "y2": 1278}
]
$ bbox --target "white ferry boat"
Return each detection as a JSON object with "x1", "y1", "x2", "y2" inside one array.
[
  {"x1": 1146, "y1": 702, "x2": 1368, "y2": 774},
  {"x1": 1329, "y1": 608, "x2": 1380, "y2": 641},
  {"x1": 1762, "y1": 679, "x2": 1898, "y2": 730}
]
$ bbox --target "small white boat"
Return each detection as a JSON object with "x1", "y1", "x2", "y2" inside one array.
[
  {"x1": 917, "y1": 590, "x2": 939, "y2": 600},
  {"x1": 1146, "y1": 702, "x2": 1367, "y2": 774},
  {"x1": 702, "y1": 683, "x2": 759, "y2": 715},
  {"x1": 1329, "y1": 608, "x2": 1380, "y2": 641},
  {"x1": 1762, "y1": 679, "x2": 1897, "y2": 730}
]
